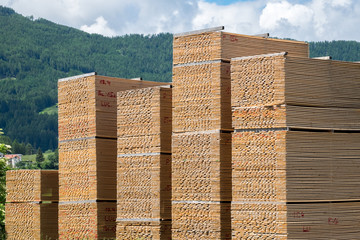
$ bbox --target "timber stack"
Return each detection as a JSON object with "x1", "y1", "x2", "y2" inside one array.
[
  {"x1": 5, "y1": 170, "x2": 58, "y2": 240},
  {"x1": 5, "y1": 27, "x2": 360, "y2": 240},
  {"x1": 231, "y1": 52, "x2": 360, "y2": 239},
  {"x1": 171, "y1": 27, "x2": 309, "y2": 239},
  {"x1": 57, "y1": 72, "x2": 165, "y2": 239},
  {"x1": 116, "y1": 86, "x2": 172, "y2": 239}
]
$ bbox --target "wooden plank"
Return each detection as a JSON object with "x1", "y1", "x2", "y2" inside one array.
[
  {"x1": 5, "y1": 202, "x2": 58, "y2": 240},
  {"x1": 116, "y1": 86, "x2": 172, "y2": 239},
  {"x1": 173, "y1": 31, "x2": 308, "y2": 65},
  {"x1": 58, "y1": 201, "x2": 116, "y2": 239},
  {"x1": 6, "y1": 170, "x2": 58, "y2": 202}
]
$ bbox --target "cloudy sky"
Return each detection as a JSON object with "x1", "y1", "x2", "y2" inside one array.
[{"x1": 1, "y1": 0, "x2": 359, "y2": 41}]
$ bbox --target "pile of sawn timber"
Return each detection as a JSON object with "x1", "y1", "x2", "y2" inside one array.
[{"x1": 5, "y1": 28, "x2": 360, "y2": 240}]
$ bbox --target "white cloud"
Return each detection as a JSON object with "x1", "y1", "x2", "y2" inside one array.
[
  {"x1": 259, "y1": 1, "x2": 313, "y2": 30},
  {"x1": 80, "y1": 16, "x2": 116, "y2": 37},
  {"x1": 1, "y1": 0, "x2": 360, "y2": 41},
  {"x1": 330, "y1": 0, "x2": 351, "y2": 7},
  {"x1": 258, "y1": 0, "x2": 360, "y2": 41},
  {"x1": 192, "y1": 0, "x2": 265, "y2": 35}
]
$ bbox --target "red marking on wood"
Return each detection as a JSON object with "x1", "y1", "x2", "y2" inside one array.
[
  {"x1": 230, "y1": 35, "x2": 238, "y2": 42},
  {"x1": 303, "y1": 226, "x2": 311, "y2": 232},
  {"x1": 292, "y1": 211, "x2": 305, "y2": 218},
  {"x1": 99, "y1": 80, "x2": 111, "y2": 85},
  {"x1": 105, "y1": 208, "x2": 116, "y2": 212},
  {"x1": 103, "y1": 225, "x2": 116, "y2": 232},
  {"x1": 328, "y1": 217, "x2": 339, "y2": 225},
  {"x1": 226, "y1": 86, "x2": 231, "y2": 95},
  {"x1": 163, "y1": 117, "x2": 171, "y2": 124},
  {"x1": 107, "y1": 91, "x2": 116, "y2": 98},
  {"x1": 163, "y1": 185, "x2": 171, "y2": 191},
  {"x1": 97, "y1": 90, "x2": 105, "y2": 96},
  {"x1": 101, "y1": 101, "x2": 111, "y2": 107},
  {"x1": 162, "y1": 92, "x2": 171, "y2": 100},
  {"x1": 104, "y1": 215, "x2": 116, "y2": 222},
  {"x1": 225, "y1": 66, "x2": 231, "y2": 75}
]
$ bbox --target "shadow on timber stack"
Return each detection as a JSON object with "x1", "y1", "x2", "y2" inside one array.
[{"x1": 57, "y1": 72, "x2": 165, "y2": 239}]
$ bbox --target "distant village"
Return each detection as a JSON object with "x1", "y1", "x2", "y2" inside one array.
[{"x1": 0, "y1": 153, "x2": 22, "y2": 168}]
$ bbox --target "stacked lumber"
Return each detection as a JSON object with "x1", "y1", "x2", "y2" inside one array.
[
  {"x1": 171, "y1": 132, "x2": 232, "y2": 239},
  {"x1": 231, "y1": 202, "x2": 360, "y2": 239},
  {"x1": 233, "y1": 104, "x2": 360, "y2": 130},
  {"x1": 231, "y1": 53, "x2": 360, "y2": 238},
  {"x1": 116, "y1": 86, "x2": 172, "y2": 239},
  {"x1": 58, "y1": 73, "x2": 166, "y2": 141},
  {"x1": 59, "y1": 201, "x2": 116, "y2": 239},
  {"x1": 173, "y1": 31, "x2": 308, "y2": 65},
  {"x1": 5, "y1": 170, "x2": 58, "y2": 240},
  {"x1": 58, "y1": 72, "x2": 166, "y2": 239},
  {"x1": 232, "y1": 131, "x2": 360, "y2": 202},
  {"x1": 172, "y1": 61, "x2": 232, "y2": 132},
  {"x1": 173, "y1": 32, "x2": 230, "y2": 240},
  {"x1": 172, "y1": 29, "x2": 309, "y2": 239},
  {"x1": 59, "y1": 138, "x2": 116, "y2": 201},
  {"x1": 231, "y1": 53, "x2": 360, "y2": 130}
]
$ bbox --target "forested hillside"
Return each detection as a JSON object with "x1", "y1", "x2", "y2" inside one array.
[
  {"x1": 310, "y1": 41, "x2": 360, "y2": 61},
  {"x1": 0, "y1": 6, "x2": 172, "y2": 151},
  {"x1": 0, "y1": 5, "x2": 359, "y2": 151}
]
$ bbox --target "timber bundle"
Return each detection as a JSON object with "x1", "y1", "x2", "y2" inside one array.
[
  {"x1": 5, "y1": 170, "x2": 58, "y2": 239},
  {"x1": 116, "y1": 86, "x2": 172, "y2": 239},
  {"x1": 6, "y1": 27, "x2": 360, "y2": 239},
  {"x1": 57, "y1": 74, "x2": 164, "y2": 239}
]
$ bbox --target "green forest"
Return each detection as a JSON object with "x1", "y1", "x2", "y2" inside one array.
[{"x1": 0, "y1": 5, "x2": 360, "y2": 154}]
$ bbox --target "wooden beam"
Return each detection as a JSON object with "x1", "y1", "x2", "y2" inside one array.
[{"x1": 174, "y1": 26, "x2": 224, "y2": 37}]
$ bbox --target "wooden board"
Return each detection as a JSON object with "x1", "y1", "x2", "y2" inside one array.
[
  {"x1": 287, "y1": 202, "x2": 360, "y2": 239},
  {"x1": 173, "y1": 31, "x2": 308, "y2": 65},
  {"x1": 172, "y1": 61, "x2": 231, "y2": 132},
  {"x1": 58, "y1": 201, "x2": 116, "y2": 240},
  {"x1": 5, "y1": 202, "x2": 58, "y2": 240},
  {"x1": 231, "y1": 53, "x2": 360, "y2": 110},
  {"x1": 58, "y1": 73, "x2": 169, "y2": 239},
  {"x1": 6, "y1": 170, "x2": 58, "y2": 203},
  {"x1": 116, "y1": 221, "x2": 171, "y2": 240},
  {"x1": 116, "y1": 86, "x2": 172, "y2": 239},
  {"x1": 233, "y1": 131, "x2": 360, "y2": 202},
  {"x1": 172, "y1": 201, "x2": 231, "y2": 240},
  {"x1": 232, "y1": 130, "x2": 360, "y2": 238},
  {"x1": 232, "y1": 104, "x2": 360, "y2": 130},
  {"x1": 232, "y1": 202, "x2": 360, "y2": 239},
  {"x1": 117, "y1": 86, "x2": 172, "y2": 154},
  {"x1": 59, "y1": 137, "x2": 116, "y2": 201},
  {"x1": 117, "y1": 154, "x2": 171, "y2": 219},
  {"x1": 58, "y1": 73, "x2": 167, "y2": 141},
  {"x1": 231, "y1": 202, "x2": 287, "y2": 239},
  {"x1": 172, "y1": 132, "x2": 231, "y2": 202},
  {"x1": 172, "y1": 132, "x2": 231, "y2": 239}
]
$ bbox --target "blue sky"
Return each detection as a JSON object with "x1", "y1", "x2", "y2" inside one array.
[{"x1": 1, "y1": 0, "x2": 359, "y2": 41}]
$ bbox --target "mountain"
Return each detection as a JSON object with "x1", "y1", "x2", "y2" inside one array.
[{"x1": 0, "y1": 5, "x2": 359, "y2": 151}]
